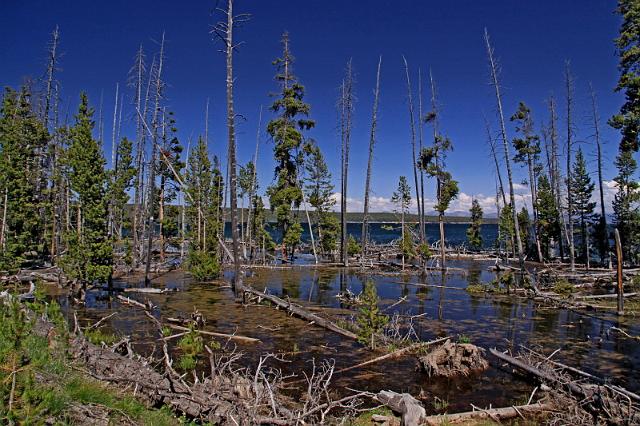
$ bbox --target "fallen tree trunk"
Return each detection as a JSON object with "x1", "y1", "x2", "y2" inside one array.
[
  {"x1": 423, "y1": 402, "x2": 553, "y2": 425},
  {"x1": 376, "y1": 390, "x2": 425, "y2": 426},
  {"x1": 242, "y1": 286, "x2": 358, "y2": 340},
  {"x1": 166, "y1": 323, "x2": 260, "y2": 343}
]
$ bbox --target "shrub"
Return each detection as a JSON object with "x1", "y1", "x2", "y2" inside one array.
[
  {"x1": 187, "y1": 249, "x2": 220, "y2": 281},
  {"x1": 356, "y1": 280, "x2": 389, "y2": 349},
  {"x1": 347, "y1": 235, "x2": 362, "y2": 257}
]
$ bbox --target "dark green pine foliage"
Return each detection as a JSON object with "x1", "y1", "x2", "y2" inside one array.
[
  {"x1": 536, "y1": 175, "x2": 560, "y2": 260},
  {"x1": 609, "y1": 0, "x2": 640, "y2": 263},
  {"x1": 418, "y1": 136, "x2": 459, "y2": 217},
  {"x1": 64, "y1": 93, "x2": 112, "y2": 283},
  {"x1": 238, "y1": 161, "x2": 255, "y2": 241},
  {"x1": 109, "y1": 137, "x2": 136, "y2": 239},
  {"x1": 303, "y1": 142, "x2": 338, "y2": 256},
  {"x1": 250, "y1": 195, "x2": 275, "y2": 256},
  {"x1": 0, "y1": 87, "x2": 48, "y2": 269},
  {"x1": 184, "y1": 137, "x2": 221, "y2": 280},
  {"x1": 266, "y1": 32, "x2": 315, "y2": 257},
  {"x1": 498, "y1": 203, "x2": 514, "y2": 254},
  {"x1": 466, "y1": 199, "x2": 483, "y2": 251},
  {"x1": 570, "y1": 148, "x2": 596, "y2": 263},
  {"x1": 517, "y1": 207, "x2": 531, "y2": 255}
]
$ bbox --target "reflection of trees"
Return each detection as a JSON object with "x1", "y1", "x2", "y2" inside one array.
[
  {"x1": 316, "y1": 269, "x2": 339, "y2": 306},
  {"x1": 438, "y1": 273, "x2": 445, "y2": 320}
]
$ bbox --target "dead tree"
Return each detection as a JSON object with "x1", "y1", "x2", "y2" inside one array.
[
  {"x1": 129, "y1": 44, "x2": 147, "y2": 267},
  {"x1": 212, "y1": 0, "x2": 250, "y2": 288},
  {"x1": 108, "y1": 83, "x2": 119, "y2": 238},
  {"x1": 417, "y1": 68, "x2": 426, "y2": 244},
  {"x1": 484, "y1": 28, "x2": 524, "y2": 270},
  {"x1": 548, "y1": 96, "x2": 566, "y2": 261},
  {"x1": 565, "y1": 62, "x2": 576, "y2": 271},
  {"x1": 246, "y1": 105, "x2": 262, "y2": 261},
  {"x1": 361, "y1": 56, "x2": 382, "y2": 260},
  {"x1": 144, "y1": 32, "x2": 165, "y2": 285},
  {"x1": 339, "y1": 59, "x2": 355, "y2": 267},
  {"x1": 402, "y1": 56, "x2": 423, "y2": 250},
  {"x1": 428, "y1": 70, "x2": 447, "y2": 268},
  {"x1": 589, "y1": 84, "x2": 608, "y2": 265}
]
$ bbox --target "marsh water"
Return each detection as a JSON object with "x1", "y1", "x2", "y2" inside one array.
[{"x1": 57, "y1": 258, "x2": 640, "y2": 415}]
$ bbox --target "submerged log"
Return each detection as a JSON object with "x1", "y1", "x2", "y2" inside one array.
[
  {"x1": 418, "y1": 340, "x2": 489, "y2": 378},
  {"x1": 166, "y1": 323, "x2": 259, "y2": 343},
  {"x1": 423, "y1": 402, "x2": 553, "y2": 425},
  {"x1": 242, "y1": 286, "x2": 358, "y2": 340}
]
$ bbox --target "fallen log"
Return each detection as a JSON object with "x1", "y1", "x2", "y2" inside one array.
[
  {"x1": 166, "y1": 323, "x2": 260, "y2": 344},
  {"x1": 574, "y1": 292, "x2": 637, "y2": 300},
  {"x1": 423, "y1": 402, "x2": 553, "y2": 425},
  {"x1": 115, "y1": 294, "x2": 149, "y2": 309},
  {"x1": 242, "y1": 286, "x2": 358, "y2": 340},
  {"x1": 376, "y1": 390, "x2": 425, "y2": 426}
]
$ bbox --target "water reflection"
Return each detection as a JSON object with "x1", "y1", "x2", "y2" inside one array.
[{"x1": 65, "y1": 258, "x2": 640, "y2": 414}]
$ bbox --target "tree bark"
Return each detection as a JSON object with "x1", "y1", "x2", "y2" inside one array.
[
  {"x1": 565, "y1": 62, "x2": 576, "y2": 271},
  {"x1": 361, "y1": 56, "x2": 382, "y2": 261}
]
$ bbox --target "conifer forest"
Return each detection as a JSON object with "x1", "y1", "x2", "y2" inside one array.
[{"x1": 4, "y1": 1, "x2": 640, "y2": 424}]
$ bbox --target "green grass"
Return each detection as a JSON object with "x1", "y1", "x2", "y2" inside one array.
[
  {"x1": 348, "y1": 406, "x2": 395, "y2": 425},
  {"x1": 0, "y1": 291, "x2": 181, "y2": 425}
]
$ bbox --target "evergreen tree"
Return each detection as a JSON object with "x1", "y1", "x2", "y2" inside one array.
[
  {"x1": 511, "y1": 101, "x2": 543, "y2": 261},
  {"x1": 64, "y1": 93, "x2": 112, "y2": 283},
  {"x1": 609, "y1": 0, "x2": 640, "y2": 264},
  {"x1": 249, "y1": 195, "x2": 274, "y2": 260},
  {"x1": 498, "y1": 203, "x2": 515, "y2": 254},
  {"x1": 303, "y1": 142, "x2": 337, "y2": 257},
  {"x1": 536, "y1": 175, "x2": 560, "y2": 260},
  {"x1": 570, "y1": 148, "x2": 596, "y2": 264},
  {"x1": 238, "y1": 161, "x2": 255, "y2": 242},
  {"x1": 108, "y1": 137, "x2": 135, "y2": 240},
  {"x1": 0, "y1": 87, "x2": 48, "y2": 269},
  {"x1": 185, "y1": 137, "x2": 212, "y2": 252},
  {"x1": 466, "y1": 199, "x2": 483, "y2": 251},
  {"x1": 266, "y1": 32, "x2": 314, "y2": 258},
  {"x1": 518, "y1": 207, "x2": 531, "y2": 256},
  {"x1": 391, "y1": 176, "x2": 412, "y2": 270}
]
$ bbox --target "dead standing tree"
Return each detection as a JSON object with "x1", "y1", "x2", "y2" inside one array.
[
  {"x1": 565, "y1": 61, "x2": 576, "y2": 271},
  {"x1": 484, "y1": 28, "x2": 525, "y2": 271},
  {"x1": 361, "y1": 56, "x2": 382, "y2": 260},
  {"x1": 144, "y1": 32, "x2": 165, "y2": 285},
  {"x1": 589, "y1": 84, "x2": 609, "y2": 265},
  {"x1": 402, "y1": 57, "x2": 423, "y2": 249},
  {"x1": 212, "y1": 0, "x2": 250, "y2": 289},
  {"x1": 339, "y1": 59, "x2": 355, "y2": 267}
]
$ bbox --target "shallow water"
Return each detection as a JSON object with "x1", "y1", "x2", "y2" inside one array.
[{"x1": 62, "y1": 259, "x2": 640, "y2": 415}]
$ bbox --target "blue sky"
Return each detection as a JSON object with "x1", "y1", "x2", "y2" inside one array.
[{"x1": 0, "y1": 0, "x2": 623, "y2": 214}]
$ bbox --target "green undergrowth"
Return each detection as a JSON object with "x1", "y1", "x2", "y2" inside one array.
[
  {"x1": 552, "y1": 278, "x2": 575, "y2": 296},
  {"x1": 0, "y1": 290, "x2": 184, "y2": 425}
]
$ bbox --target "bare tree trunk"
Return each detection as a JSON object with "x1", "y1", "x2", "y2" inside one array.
[
  {"x1": 0, "y1": 188, "x2": 7, "y2": 253},
  {"x1": 548, "y1": 97, "x2": 566, "y2": 261},
  {"x1": 418, "y1": 69, "x2": 426, "y2": 245},
  {"x1": 108, "y1": 83, "x2": 119, "y2": 238},
  {"x1": 246, "y1": 106, "x2": 261, "y2": 260},
  {"x1": 589, "y1": 84, "x2": 608, "y2": 266},
  {"x1": 565, "y1": 62, "x2": 576, "y2": 271},
  {"x1": 429, "y1": 70, "x2": 447, "y2": 269},
  {"x1": 401, "y1": 208, "x2": 405, "y2": 271},
  {"x1": 402, "y1": 57, "x2": 423, "y2": 253},
  {"x1": 222, "y1": 0, "x2": 242, "y2": 289},
  {"x1": 144, "y1": 32, "x2": 165, "y2": 285},
  {"x1": 484, "y1": 29, "x2": 524, "y2": 271},
  {"x1": 361, "y1": 56, "x2": 382, "y2": 262},
  {"x1": 340, "y1": 60, "x2": 354, "y2": 267},
  {"x1": 132, "y1": 45, "x2": 147, "y2": 267}
]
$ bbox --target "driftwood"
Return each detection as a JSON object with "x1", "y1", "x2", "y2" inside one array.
[
  {"x1": 115, "y1": 294, "x2": 150, "y2": 309},
  {"x1": 242, "y1": 286, "x2": 358, "y2": 340},
  {"x1": 419, "y1": 340, "x2": 489, "y2": 378},
  {"x1": 376, "y1": 390, "x2": 425, "y2": 426},
  {"x1": 574, "y1": 292, "x2": 638, "y2": 300},
  {"x1": 423, "y1": 402, "x2": 553, "y2": 425},
  {"x1": 166, "y1": 323, "x2": 259, "y2": 343}
]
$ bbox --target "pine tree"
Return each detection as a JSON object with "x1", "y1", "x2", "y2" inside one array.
[
  {"x1": 518, "y1": 207, "x2": 531, "y2": 256},
  {"x1": 238, "y1": 161, "x2": 255, "y2": 243},
  {"x1": 609, "y1": 0, "x2": 640, "y2": 264},
  {"x1": 511, "y1": 101, "x2": 543, "y2": 262},
  {"x1": 570, "y1": 148, "x2": 596, "y2": 264},
  {"x1": 266, "y1": 32, "x2": 314, "y2": 259},
  {"x1": 536, "y1": 175, "x2": 560, "y2": 260},
  {"x1": 498, "y1": 203, "x2": 515, "y2": 254},
  {"x1": 466, "y1": 199, "x2": 483, "y2": 251},
  {"x1": 249, "y1": 195, "x2": 274, "y2": 262},
  {"x1": 303, "y1": 142, "x2": 337, "y2": 257},
  {"x1": 0, "y1": 87, "x2": 48, "y2": 269},
  {"x1": 64, "y1": 93, "x2": 112, "y2": 283},
  {"x1": 185, "y1": 137, "x2": 212, "y2": 252},
  {"x1": 391, "y1": 176, "x2": 412, "y2": 270}
]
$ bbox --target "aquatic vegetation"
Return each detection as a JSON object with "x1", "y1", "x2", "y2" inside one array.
[
  {"x1": 177, "y1": 325, "x2": 204, "y2": 371},
  {"x1": 466, "y1": 283, "x2": 486, "y2": 294},
  {"x1": 84, "y1": 328, "x2": 119, "y2": 346},
  {"x1": 552, "y1": 279, "x2": 575, "y2": 296}
]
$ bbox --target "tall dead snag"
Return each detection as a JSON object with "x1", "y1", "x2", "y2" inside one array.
[
  {"x1": 402, "y1": 57, "x2": 423, "y2": 249},
  {"x1": 212, "y1": 0, "x2": 250, "y2": 288},
  {"x1": 129, "y1": 44, "x2": 146, "y2": 267},
  {"x1": 417, "y1": 69, "x2": 426, "y2": 244},
  {"x1": 361, "y1": 56, "x2": 382, "y2": 260},
  {"x1": 484, "y1": 28, "x2": 524, "y2": 271},
  {"x1": 615, "y1": 229, "x2": 624, "y2": 315},
  {"x1": 108, "y1": 82, "x2": 119, "y2": 237},
  {"x1": 589, "y1": 84, "x2": 609, "y2": 265},
  {"x1": 246, "y1": 105, "x2": 262, "y2": 261},
  {"x1": 565, "y1": 62, "x2": 576, "y2": 271},
  {"x1": 339, "y1": 59, "x2": 355, "y2": 267},
  {"x1": 144, "y1": 32, "x2": 165, "y2": 285},
  {"x1": 548, "y1": 97, "x2": 566, "y2": 261}
]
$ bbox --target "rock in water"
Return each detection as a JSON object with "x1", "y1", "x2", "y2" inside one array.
[{"x1": 418, "y1": 339, "x2": 489, "y2": 378}]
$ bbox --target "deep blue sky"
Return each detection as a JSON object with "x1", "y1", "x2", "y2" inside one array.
[{"x1": 0, "y1": 0, "x2": 623, "y2": 213}]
